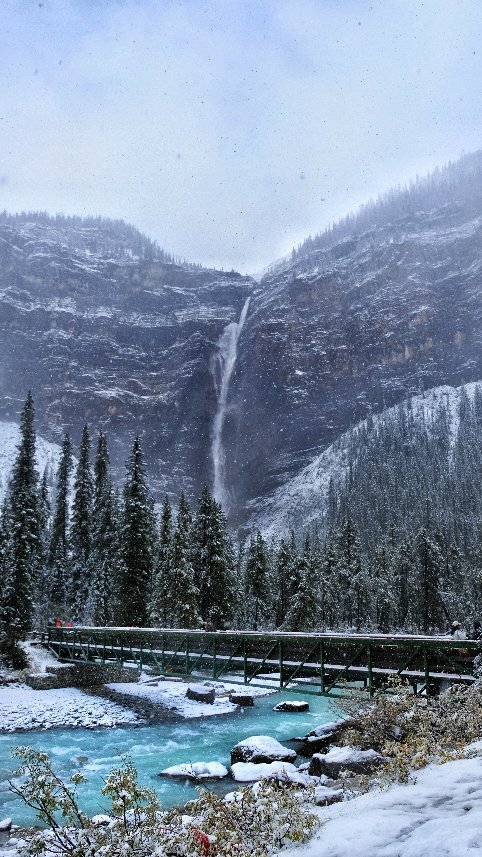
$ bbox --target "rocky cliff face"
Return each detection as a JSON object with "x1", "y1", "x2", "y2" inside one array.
[
  {"x1": 0, "y1": 152, "x2": 481, "y2": 524},
  {"x1": 0, "y1": 215, "x2": 254, "y2": 498},
  {"x1": 226, "y1": 156, "x2": 482, "y2": 522}
]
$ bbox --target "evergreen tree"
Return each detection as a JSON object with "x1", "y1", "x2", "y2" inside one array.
[
  {"x1": 48, "y1": 434, "x2": 73, "y2": 611},
  {"x1": 415, "y1": 528, "x2": 445, "y2": 633},
  {"x1": 6, "y1": 392, "x2": 40, "y2": 640},
  {"x1": 283, "y1": 536, "x2": 320, "y2": 631},
  {"x1": 86, "y1": 433, "x2": 122, "y2": 626},
  {"x1": 273, "y1": 537, "x2": 297, "y2": 628},
  {"x1": 119, "y1": 436, "x2": 157, "y2": 627},
  {"x1": 244, "y1": 532, "x2": 271, "y2": 630},
  {"x1": 35, "y1": 471, "x2": 52, "y2": 628},
  {"x1": 170, "y1": 493, "x2": 200, "y2": 627},
  {"x1": 69, "y1": 425, "x2": 94, "y2": 621},
  {"x1": 191, "y1": 487, "x2": 236, "y2": 629},
  {"x1": 150, "y1": 495, "x2": 174, "y2": 626}
]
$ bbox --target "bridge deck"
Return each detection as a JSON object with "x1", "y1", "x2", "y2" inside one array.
[{"x1": 46, "y1": 627, "x2": 482, "y2": 696}]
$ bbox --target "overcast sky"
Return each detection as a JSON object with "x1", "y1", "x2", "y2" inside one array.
[{"x1": 0, "y1": 0, "x2": 481, "y2": 273}]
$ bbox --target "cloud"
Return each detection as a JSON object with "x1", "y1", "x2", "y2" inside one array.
[{"x1": 0, "y1": 0, "x2": 481, "y2": 271}]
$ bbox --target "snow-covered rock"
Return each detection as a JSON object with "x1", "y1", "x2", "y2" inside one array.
[
  {"x1": 0, "y1": 818, "x2": 12, "y2": 832},
  {"x1": 228, "y1": 692, "x2": 254, "y2": 706},
  {"x1": 230, "y1": 761, "x2": 298, "y2": 782},
  {"x1": 160, "y1": 762, "x2": 228, "y2": 780},
  {"x1": 231, "y1": 735, "x2": 297, "y2": 765},
  {"x1": 185, "y1": 685, "x2": 215, "y2": 704},
  {"x1": 273, "y1": 701, "x2": 309, "y2": 713},
  {"x1": 308, "y1": 746, "x2": 383, "y2": 778}
]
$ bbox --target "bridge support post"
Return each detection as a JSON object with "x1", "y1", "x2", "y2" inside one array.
[
  {"x1": 278, "y1": 640, "x2": 283, "y2": 689},
  {"x1": 367, "y1": 644, "x2": 373, "y2": 696},
  {"x1": 320, "y1": 641, "x2": 325, "y2": 693}
]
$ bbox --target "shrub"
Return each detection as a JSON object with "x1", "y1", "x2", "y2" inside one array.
[{"x1": 10, "y1": 748, "x2": 317, "y2": 856}]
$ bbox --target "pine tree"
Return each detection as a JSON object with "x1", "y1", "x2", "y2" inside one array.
[
  {"x1": 86, "y1": 433, "x2": 122, "y2": 626},
  {"x1": 150, "y1": 496, "x2": 173, "y2": 626},
  {"x1": 274, "y1": 537, "x2": 297, "y2": 628},
  {"x1": 283, "y1": 536, "x2": 320, "y2": 631},
  {"x1": 6, "y1": 392, "x2": 40, "y2": 640},
  {"x1": 415, "y1": 528, "x2": 445, "y2": 633},
  {"x1": 35, "y1": 471, "x2": 52, "y2": 628},
  {"x1": 170, "y1": 493, "x2": 200, "y2": 628},
  {"x1": 119, "y1": 436, "x2": 157, "y2": 627},
  {"x1": 48, "y1": 434, "x2": 73, "y2": 611},
  {"x1": 244, "y1": 532, "x2": 271, "y2": 630},
  {"x1": 191, "y1": 487, "x2": 236, "y2": 629},
  {"x1": 69, "y1": 425, "x2": 94, "y2": 621}
]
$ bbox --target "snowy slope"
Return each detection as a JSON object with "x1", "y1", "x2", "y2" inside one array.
[
  {"x1": 248, "y1": 381, "x2": 482, "y2": 539},
  {"x1": 0, "y1": 422, "x2": 63, "y2": 504}
]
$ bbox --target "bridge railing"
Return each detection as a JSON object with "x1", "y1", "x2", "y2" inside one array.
[{"x1": 46, "y1": 626, "x2": 482, "y2": 696}]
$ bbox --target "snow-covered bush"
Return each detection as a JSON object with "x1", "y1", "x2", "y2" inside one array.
[
  {"x1": 10, "y1": 747, "x2": 317, "y2": 856},
  {"x1": 337, "y1": 675, "x2": 482, "y2": 783}
]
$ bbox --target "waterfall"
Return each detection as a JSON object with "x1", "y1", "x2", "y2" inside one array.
[{"x1": 211, "y1": 296, "x2": 251, "y2": 511}]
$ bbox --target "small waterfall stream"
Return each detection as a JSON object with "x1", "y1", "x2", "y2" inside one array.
[{"x1": 211, "y1": 296, "x2": 251, "y2": 510}]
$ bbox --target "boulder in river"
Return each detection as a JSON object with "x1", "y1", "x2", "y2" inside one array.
[
  {"x1": 160, "y1": 762, "x2": 228, "y2": 780},
  {"x1": 185, "y1": 684, "x2": 215, "y2": 704},
  {"x1": 229, "y1": 692, "x2": 254, "y2": 706},
  {"x1": 231, "y1": 735, "x2": 297, "y2": 765},
  {"x1": 308, "y1": 746, "x2": 383, "y2": 778},
  {"x1": 230, "y1": 761, "x2": 298, "y2": 782},
  {"x1": 273, "y1": 701, "x2": 309, "y2": 713}
]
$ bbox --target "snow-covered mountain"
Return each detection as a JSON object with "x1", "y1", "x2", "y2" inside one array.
[
  {"x1": 247, "y1": 381, "x2": 482, "y2": 539},
  {"x1": 0, "y1": 151, "x2": 480, "y2": 523},
  {"x1": 225, "y1": 151, "x2": 482, "y2": 522},
  {"x1": 0, "y1": 213, "x2": 254, "y2": 500}
]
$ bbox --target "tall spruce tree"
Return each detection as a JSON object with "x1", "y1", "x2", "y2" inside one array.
[
  {"x1": 170, "y1": 493, "x2": 200, "y2": 627},
  {"x1": 283, "y1": 536, "x2": 320, "y2": 631},
  {"x1": 244, "y1": 531, "x2": 271, "y2": 630},
  {"x1": 35, "y1": 471, "x2": 52, "y2": 628},
  {"x1": 69, "y1": 425, "x2": 94, "y2": 621},
  {"x1": 120, "y1": 436, "x2": 157, "y2": 627},
  {"x1": 87, "y1": 432, "x2": 122, "y2": 626},
  {"x1": 6, "y1": 392, "x2": 40, "y2": 641},
  {"x1": 191, "y1": 487, "x2": 236, "y2": 629},
  {"x1": 150, "y1": 495, "x2": 174, "y2": 626},
  {"x1": 48, "y1": 434, "x2": 73, "y2": 612}
]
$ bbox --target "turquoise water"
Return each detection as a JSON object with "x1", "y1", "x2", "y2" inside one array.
[{"x1": 0, "y1": 691, "x2": 338, "y2": 827}]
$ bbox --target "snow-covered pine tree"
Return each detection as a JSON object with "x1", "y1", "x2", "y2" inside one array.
[
  {"x1": 170, "y1": 493, "x2": 200, "y2": 628},
  {"x1": 86, "y1": 432, "x2": 122, "y2": 626},
  {"x1": 48, "y1": 433, "x2": 73, "y2": 613},
  {"x1": 415, "y1": 527, "x2": 445, "y2": 633},
  {"x1": 119, "y1": 436, "x2": 157, "y2": 627},
  {"x1": 244, "y1": 531, "x2": 271, "y2": 630},
  {"x1": 149, "y1": 495, "x2": 174, "y2": 626},
  {"x1": 283, "y1": 535, "x2": 320, "y2": 631},
  {"x1": 69, "y1": 425, "x2": 94, "y2": 622},
  {"x1": 35, "y1": 471, "x2": 52, "y2": 628},
  {"x1": 273, "y1": 537, "x2": 297, "y2": 628},
  {"x1": 191, "y1": 487, "x2": 236, "y2": 629},
  {"x1": 5, "y1": 392, "x2": 40, "y2": 641}
]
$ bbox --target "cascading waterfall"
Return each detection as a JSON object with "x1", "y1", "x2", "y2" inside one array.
[{"x1": 211, "y1": 296, "x2": 251, "y2": 511}]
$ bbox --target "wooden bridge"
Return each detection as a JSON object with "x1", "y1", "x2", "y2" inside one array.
[{"x1": 46, "y1": 626, "x2": 482, "y2": 697}]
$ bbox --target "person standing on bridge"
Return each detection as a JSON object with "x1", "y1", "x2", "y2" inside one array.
[{"x1": 449, "y1": 621, "x2": 466, "y2": 640}]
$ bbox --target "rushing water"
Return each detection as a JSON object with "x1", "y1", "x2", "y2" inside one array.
[
  {"x1": 0, "y1": 690, "x2": 337, "y2": 827},
  {"x1": 211, "y1": 296, "x2": 251, "y2": 511}
]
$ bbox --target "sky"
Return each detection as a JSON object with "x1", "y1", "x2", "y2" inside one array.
[{"x1": 0, "y1": 0, "x2": 481, "y2": 273}]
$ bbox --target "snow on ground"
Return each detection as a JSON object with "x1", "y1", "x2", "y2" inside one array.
[
  {"x1": 106, "y1": 679, "x2": 270, "y2": 719},
  {"x1": 0, "y1": 686, "x2": 140, "y2": 732},
  {"x1": 279, "y1": 754, "x2": 482, "y2": 857}
]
